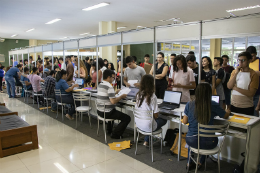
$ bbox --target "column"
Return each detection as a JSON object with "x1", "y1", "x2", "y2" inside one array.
[{"x1": 210, "y1": 38, "x2": 222, "y2": 62}]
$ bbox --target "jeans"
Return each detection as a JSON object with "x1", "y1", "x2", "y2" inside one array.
[
  {"x1": 155, "y1": 80, "x2": 167, "y2": 99},
  {"x1": 144, "y1": 118, "x2": 167, "y2": 142},
  {"x1": 186, "y1": 136, "x2": 218, "y2": 164},
  {"x1": 97, "y1": 109, "x2": 131, "y2": 137},
  {"x1": 56, "y1": 94, "x2": 78, "y2": 117},
  {"x1": 224, "y1": 89, "x2": 231, "y2": 106},
  {"x1": 5, "y1": 76, "x2": 16, "y2": 98},
  {"x1": 0, "y1": 77, "x2": 3, "y2": 91},
  {"x1": 253, "y1": 95, "x2": 260, "y2": 117},
  {"x1": 47, "y1": 94, "x2": 57, "y2": 111},
  {"x1": 231, "y1": 105, "x2": 254, "y2": 116}
]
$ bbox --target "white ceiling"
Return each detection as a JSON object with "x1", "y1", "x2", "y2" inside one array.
[{"x1": 0, "y1": 0, "x2": 260, "y2": 40}]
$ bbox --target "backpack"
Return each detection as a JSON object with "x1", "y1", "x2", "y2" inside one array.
[{"x1": 164, "y1": 128, "x2": 179, "y2": 147}]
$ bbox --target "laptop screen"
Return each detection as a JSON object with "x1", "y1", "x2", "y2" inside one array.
[
  {"x1": 127, "y1": 87, "x2": 139, "y2": 97},
  {"x1": 75, "y1": 78, "x2": 84, "y2": 88},
  {"x1": 163, "y1": 91, "x2": 182, "y2": 104},
  {"x1": 212, "y1": 95, "x2": 220, "y2": 104}
]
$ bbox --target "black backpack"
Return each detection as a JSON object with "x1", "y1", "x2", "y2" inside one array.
[{"x1": 164, "y1": 128, "x2": 179, "y2": 147}]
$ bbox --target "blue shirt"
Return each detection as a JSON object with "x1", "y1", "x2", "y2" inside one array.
[
  {"x1": 5, "y1": 67, "x2": 19, "y2": 78},
  {"x1": 21, "y1": 76, "x2": 32, "y2": 89},
  {"x1": 0, "y1": 69, "x2": 4, "y2": 77},
  {"x1": 55, "y1": 79, "x2": 70, "y2": 95},
  {"x1": 184, "y1": 101, "x2": 226, "y2": 137},
  {"x1": 72, "y1": 62, "x2": 75, "y2": 67}
]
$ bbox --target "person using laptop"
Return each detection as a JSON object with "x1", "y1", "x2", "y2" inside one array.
[
  {"x1": 170, "y1": 55, "x2": 196, "y2": 103},
  {"x1": 124, "y1": 56, "x2": 146, "y2": 88},
  {"x1": 183, "y1": 83, "x2": 230, "y2": 170},
  {"x1": 135, "y1": 74, "x2": 167, "y2": 147},
  {"x1": 97, "y1": 69, "x2": 131, "y2": 139}
]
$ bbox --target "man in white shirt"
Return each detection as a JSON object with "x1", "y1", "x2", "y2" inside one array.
[{"x1": 59, "y1": 57, "x2": 66, "y2": 70}]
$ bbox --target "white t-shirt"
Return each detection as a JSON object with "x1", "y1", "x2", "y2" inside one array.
[
  {"x1": 100, "y1": 66, "x2": 107, "y2": 82},
  {"x1": 172, "y1": 67, "x2": 195, "y2": 103},
  {"x1": 135, "y1": 94, "x2": 159, "y2": 132},
  {"x1": 61, "y1": 63, "x2": 66, "y2": 70}
]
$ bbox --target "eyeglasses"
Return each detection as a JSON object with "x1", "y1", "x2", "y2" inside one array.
[{"x1": 238, "y1": 59, "x2": 246, "y2": 63}]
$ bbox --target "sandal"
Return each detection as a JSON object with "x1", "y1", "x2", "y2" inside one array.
[{"x1": 65, "y1": 114, "x2": 73, "y2": 120}]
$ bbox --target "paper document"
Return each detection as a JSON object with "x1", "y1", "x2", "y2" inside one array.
[
  {"x1": 128, "y1": 80, "x2": 138, "y2": 87},
  {"x1": 116, "y1": 88, "x2": 131, "y2": 97}
]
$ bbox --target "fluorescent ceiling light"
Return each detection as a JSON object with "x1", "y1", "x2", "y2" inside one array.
[
  {"x1": 137, "y1": 26, "x2": 144, "y2": 28},
  {"x1": 117, "y1": 26, "x2": 126, "y2": 29},
  {"x1": 60, "y1": 37, "x2": 68, "y2": 39},
  {"x1": 26, "y1": 28, "x2": 35, "y2": 32},
  {"x1": 226, "y1": 5, "x2": 260, "y2": 12},
  {"x1": 11, "y1": 34, "x2": 18, "y2": 37},
  {"x1": 82, "y1": 2, "x2": 110, "y2": 11},
  {"x1": 80, "y1": 32, "x2": 90, "y2": 35},
  {"x1": 46, "y1": 18, "x2": 61, "y2": 24}
]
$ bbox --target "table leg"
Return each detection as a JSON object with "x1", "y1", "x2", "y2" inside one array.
[{"x1": 178, "y1": 112, "x2": 182, "y2": 161}]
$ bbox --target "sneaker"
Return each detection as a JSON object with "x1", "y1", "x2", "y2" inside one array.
[{"x1": 65, "y1": 114, "x2": 73, "y2": 120}]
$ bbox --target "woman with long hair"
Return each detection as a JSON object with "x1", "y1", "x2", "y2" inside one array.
[
  {"x1": 55, "y1": 70, "x2": 79, "y2": 120},
  {"x1": 202, "y1": 56, "x2": 216, "y2": 94},
  {"x1": 170, "y1": 55, "x2": 196, "y2": 103},
  {"x1": 74, "y1": 58, "x2": 88, "y2": 82},
  {"x1": 183, "y1": 83, "x2": 230, "y2": 170},
  {"x1": 91, "y1": 61, "x2": 102, "y2": 89},
  {"x1": 135, "y1": 74, "x2": 167, "y2": 146}
]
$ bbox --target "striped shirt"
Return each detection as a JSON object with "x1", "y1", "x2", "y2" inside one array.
[{"x1": 97, "y1": 81, "x2": 116, "y2": 112}]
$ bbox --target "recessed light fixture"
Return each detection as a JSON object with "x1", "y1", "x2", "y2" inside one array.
[
  {"x1": 226, "y1": 5, "x2": 260, "y2": 12},
  {"x1": 79, "y1": 32, "x2": 90, "y2": 36},
  {"x1": 46, "y1": 18, "x2": 61, "y2": 24},
  {"x1": 11, "y1": 34, "x2": 18, "y2": 37},
  {"x1": 117, "y1": 26, "x2": 126, "y2": 30},
  {"x1": 26, "y1": 28, "x2": 35, "y2": 32},
  {"x1": 82, "y1": 2, "x2": 110, "y2": 11}
]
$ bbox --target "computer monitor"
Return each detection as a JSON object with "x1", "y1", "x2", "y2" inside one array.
[
  {"x1": 127, "y1": 87, "x2": 139, "y2": 97},
  {"x1": 163, "y1": 91, "x2": 182, "y2": 105},
  {"x1": 212, "y1": 95, "x2": 220, "y2": 104},
  {"x1": 75, "y1": 78, "x2": 84, "y2": 88}
]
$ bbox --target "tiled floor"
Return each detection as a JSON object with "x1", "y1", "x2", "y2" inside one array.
[{"x1": 0, "y1": 93, "x2": 162, "y2": 173}]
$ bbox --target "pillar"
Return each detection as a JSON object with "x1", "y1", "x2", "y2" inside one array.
[
  {"x1": 210, "y1": 38, "x2": 222, "y2": 62},
  {"x1": 29, "y1": 39, "x2": 37, "y2": 61},
  {"x1": 99, "y1": 21, "x2": 118, "y2": 71}
]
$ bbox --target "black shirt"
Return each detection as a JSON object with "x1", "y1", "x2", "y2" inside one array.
[
  {"x1": 204, "y1": 69, "x2": 216, "y2": 84},
  {"x1": 190, "y1": 67, "x2": 206, "y2": 95}
]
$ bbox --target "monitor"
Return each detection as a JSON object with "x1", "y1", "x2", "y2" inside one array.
[
  {"x1": 75, "y1": 78, "x2": 84, "y2": 88},
  {"x1": 212, "y1": 95, "x2": 220, "y2": 104},
  {"x1": 127, "y1": 87, "x2": 139, "y2": 97},
  {"x1": 163, "y1": 91, "x2": 182, "y2": 104}
]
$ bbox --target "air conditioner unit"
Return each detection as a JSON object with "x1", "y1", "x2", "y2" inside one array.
[{"x1": 0, "y1": 38, "x2": 5, "y2": 42}]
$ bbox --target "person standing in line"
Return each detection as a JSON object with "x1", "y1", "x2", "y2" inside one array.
[
  {"x1": 213, "y1": 57, "x2": 225, "y2": 109},
  {"x1": 222, "y1": 55, "x2": 234, "y2": 110},
  {"x1": 11, "y1": 57, "x2": 18, "y2": 67},
  {"x1": 91, "y1": 61, "x2": 102, "y2": 89},
  {"x1": 150, "y1": 52, "x2": 169, "y2": 99},
  {"x1": 97, "y1": 69, "x2": 131, "y2": 139},
  {"x1": 228, "y1": 52, "x2": 259, "y2": 116},
  {"x1": 246, "y1": 46, "x2": 260, "y2": 116},
  {"x1": 85, "y1": 57, "x2": 91, "y2": 75},
  {"x1": 170, "y1": 55, "x2": 196, "y2": 103},
  {"x1": 202, "y1": 56, "x2": 216, "y2": 95},
  {"x1": 59, "y1": 57, "x2": 66, "y2": 70},
  {"x1": 0, "y1": 66, "x2": 5, "y2": 93},
  {"x1": 5, "y1": 64, "x2": 23, "y2": 98},
  {"x1": 124, "y1": 56, "x2": 146, "y2": 88},
  {"x1": 139, "y1": 54, "x2": 152, "y2": 68},
  {"x1": 186, "y1": 55, "x2": 206, "y2": 100},
  {"x1": 66, "y1": 56, "x2": 74, "y2": 82}
]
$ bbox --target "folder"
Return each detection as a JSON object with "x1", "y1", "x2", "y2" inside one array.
[
  {"x1": 229, "y1": 115, "x2": 250, "y2": 124},
  {"x1": 108, "y1": 140, "x2": 131, "y2": 151}
]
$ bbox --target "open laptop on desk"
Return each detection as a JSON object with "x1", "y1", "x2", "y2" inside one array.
[
  {"x1": 158, "y1": 91, "x2": 182, "y2": 110},
  {"x1": 212, "y1": 95, "x2": 220, "y2": 104},
  {"x1": 75, "y1": 78, "x2": 84, "y2": 89}
]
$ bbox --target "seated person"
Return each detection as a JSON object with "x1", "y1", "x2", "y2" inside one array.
[
  {"x1": 135, "y1": 74, "x2": 167, "y2": 146},
  {"x1": 44, "y1": 70, "x2": 56, "y2": 111},
  {"x1": 55, "y1": 70, "x2": 79, "y2": 120},
  {"x1": 97, "y1": 69, "x2": 131, "y2": 139},
  {"x1": 20, "y1": 67, "x2": 44, "y2": 102},
  {"x1": 183, "y1": 83, "x2": 230, "y2": 170},
  {"x1": 21, "y1": 67, "x2": 32, "y2": 90}
]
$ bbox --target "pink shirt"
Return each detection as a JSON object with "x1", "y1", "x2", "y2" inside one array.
[
  {"x1": 172, "y1": 67, "x2": 195, "y2": 103},
  {"x1": 28, "y1": 74, "x2": 42, "y2": 92}
]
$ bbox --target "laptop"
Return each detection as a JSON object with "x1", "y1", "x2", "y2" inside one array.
[
  {"x1": 75, "y1": 78, "x2": 84, "y2": 89},
  {"x1": 212, "y1": 95, "x2": 220, "y2": 104},
  {"x1": 158, "y1": 91, "x2": 182, "y2": 110}
]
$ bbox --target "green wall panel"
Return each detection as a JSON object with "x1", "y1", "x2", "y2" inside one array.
[
  {"x1": 130, "y1": 43, "x2": 154, "y2": 64},
  {"x1": 0, "y1": 39, "x2": 29, "y2": 67}
]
